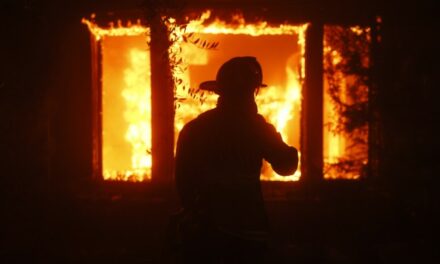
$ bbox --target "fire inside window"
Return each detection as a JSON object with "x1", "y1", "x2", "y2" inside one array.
[
  {"x1": 83, "y1": 12, "x2": 370, "y2": 182},
  {"x1": 323, "y1": 25, "x2": 370, "y2": 179}
]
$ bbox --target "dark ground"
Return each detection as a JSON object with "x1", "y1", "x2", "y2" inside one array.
[{"x1": 2, "y1": 181, "x2": 436, "y2": 263}]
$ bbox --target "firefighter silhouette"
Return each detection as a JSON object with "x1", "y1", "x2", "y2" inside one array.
[{"x1": 174, "y1": 56, "x2": 298, "y2": 263}]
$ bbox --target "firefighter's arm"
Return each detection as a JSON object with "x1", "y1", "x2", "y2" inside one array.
[{"x1": 259, "y1": 120, "x2": 299, "y2": 176}]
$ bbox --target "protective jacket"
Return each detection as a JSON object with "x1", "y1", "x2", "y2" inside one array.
[{"x1": 175, "y1": 98, "x2": 298, "y2": 241}]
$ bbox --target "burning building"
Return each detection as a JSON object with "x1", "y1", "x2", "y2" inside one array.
[
  {"x1": 2, "y1": 0, "x2": 436, "y2": 262},
  {"x1": 81, "y1": 8, "x2": 375, "y2": 184}
]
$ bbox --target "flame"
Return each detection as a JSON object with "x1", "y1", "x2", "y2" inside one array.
[
  {"x1": 256, "y1": 57, "x2": 303, "y2": 181},
  {"x1": 85, "y1": 12, "x2": 372, "y2": 182},
  {"x1": 82, "y1": 16, "x2": 149, "y2": 41},
  {"x1": 83, "y1": 15, "x2": 153, "y2": 181},
  {"x1": 85, "y1": 11, "x2": 307, "y2": 182},
  {"x1": 121, "y1": 49, "x2": 152, "y2": 180},
  {"x1": 173, "y1": 43, "x2": 212, "y2": 134},
  {"x1": 170, "y1": 11, "x2": 307, "y2": 181},
  {"x1": 323, "y1": 26, "x2": 370, "y2": 180},
  {"x1": 184, "y1": 11, "x2": 306, "y2": 36},
  {"x1": 323, "y1": 44, "x2": 354, "y2": 179},
  {"x1": 103, "y1": 48, "x2": 152, "y2": 182}
]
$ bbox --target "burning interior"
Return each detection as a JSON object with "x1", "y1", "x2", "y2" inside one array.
[{"x1": 83, "y1": 11, "x2": 370, "y2": 182}]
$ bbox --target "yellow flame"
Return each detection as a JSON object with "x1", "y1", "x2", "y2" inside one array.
[
  {"x1": 103, "y1": 48, "x2": 152, "y2": 181},
  {"x1": 179, "y1": 11, "x2": 306, "y2": 36},
  {"x1": 257, "y1": 85, "x2": 301, "y2": 181},
  {"x1": 174, "y1": 43, "x2": 212, "y2": 134},
  {"x1": 323, "y1": 44, "x2": 353, "y2": 179},
  {"x1": 82, "y1": 17, "x2": 149, "y2": 41},
  {"x1": 85, "y1": 11, "x2": 307, "y2": 182},
  {"x1": 323, "y1": 26, "x2": 370, "y2": 180},
  {"x1": 123, "y1": 49, "x2": 152, "y2": 180},
  {"x1": 170, "y1": 11, "x2": 307, "y2": 181}
]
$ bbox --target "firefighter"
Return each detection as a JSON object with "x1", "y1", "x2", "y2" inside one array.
[{"x1": 175, "y1": 56, "x2": 298, "y2": 263}]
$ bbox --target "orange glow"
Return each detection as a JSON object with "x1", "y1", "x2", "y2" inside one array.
[
  {"x1": 83, "y1": 16, "x2": 152, "y2": 181},
  {"x1": 101, "y1": 42, "x2": 152, "y2": 182},
  {"x1": 82, "y1": 16, "x2": 149, "y2": 41},
  {"x1": 119, "y1": 49, "x2": 152, "y2": 181},
  {"x1": 170, "y1": 11, "x2": 307, "y2": 181},
  {"x1": 323, "y1": 26, "x2": 370, "y2": 180},
  {"x1": 84, "y1": 11, "x2": 307, "y2": 182}
]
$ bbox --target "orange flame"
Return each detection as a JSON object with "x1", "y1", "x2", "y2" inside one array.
[
  {"x1": 120, "y1": 49, "x2": 152, "y2": 180},
  {"x1": 170, "y1": 11, "x2": 307, "y2": 181},
  {"x1": 82, "y1": 16, "x2": 149, "y2": 41},
  {"x1": 84, "y1": 11, "x2": 307, "y2": 182},
  {"x1": 323, "y1": 26, "x2": 370, "y2": 180},
  {"x1": 102, "y1": 48, "x2": 152, "y2": 181}
]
